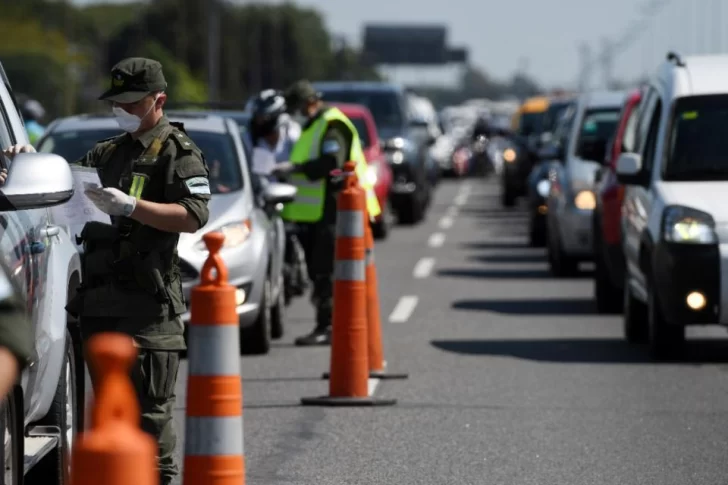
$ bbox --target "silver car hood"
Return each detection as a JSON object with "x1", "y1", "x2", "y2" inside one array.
[{"x1": 177, "y1": 190, "x2": 252, "y2": 253}]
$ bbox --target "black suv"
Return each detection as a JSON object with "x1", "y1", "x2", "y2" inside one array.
[{"x1": 313, "y1": 81, "x2": 433, "y2": 224}]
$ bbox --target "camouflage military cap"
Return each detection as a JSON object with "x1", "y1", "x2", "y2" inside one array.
[
  {"x1": 284, "y1": 79, "x2": 320, "y2": 111},
  {"x1": 98, "y1": 57, "x2": 168, "y2": 104}
]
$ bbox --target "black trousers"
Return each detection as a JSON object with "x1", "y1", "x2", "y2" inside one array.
[{"x1": 296, "y1": 222, "x2": 336, "y2": 329}]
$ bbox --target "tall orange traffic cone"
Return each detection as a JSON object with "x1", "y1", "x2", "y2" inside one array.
[
  {"x1": 362, "y1": 218, "x2": 409, "y2": 380},
  {"x1": 302, "y1": 162, "x2": 395, "y2": 407},
  {"x1": 70, "y1": 333, "x2": 158, "y2": 485},
  {"x1": 183, "y1": 232, "x2": 245, "y2": 484},
  {"x1": 321, "y1": 167, "x2": 408, "y2": 381}
]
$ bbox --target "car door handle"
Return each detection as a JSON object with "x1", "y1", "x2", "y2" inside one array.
[{"x1": 41, "y1": 225, "x2": 61, "y2": 238}]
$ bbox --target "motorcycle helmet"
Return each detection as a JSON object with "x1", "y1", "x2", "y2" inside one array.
[{"x1": 249, "y1": 89, "x2": 286, "y2": 142}]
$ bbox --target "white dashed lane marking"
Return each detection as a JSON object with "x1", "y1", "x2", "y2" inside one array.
[
  {"x1": 389, "y1": 296, "x2": 419, "y2": 323},
  {"x1": 413, "y1": 257, "x2": 435, "y2": 279},
  {"x1": 428, "y1": 232, "x2": 446, "y2": 248}
]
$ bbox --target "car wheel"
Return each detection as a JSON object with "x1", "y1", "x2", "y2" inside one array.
[
  {"x1": 595, "y1": 251, "x2": 623, "y2": 314},
  {"x1": 622, "y1": 276, "x2": 648, "y2": 343},
  {"x1": 547, "y1": 229, "x2": 578, "y2": 277},
  {"x1": 528, "y1": 212, "x2": 546, "y2": 247},
  {"x1": 241, "y1": 277, "x2": 272, "y2": 355},
  {"x1": 648, "y1": 284, "x2": 685, "y2": 361},
  {"x1": 270, "y1": 274, "x2": 285, "y2": 340},
  {"x1": 28, "y1": 330, "x2": 77, "y2": 484},
  {"x1": 397, "y1": 196, "x2": 422, "y2": 225},
  {"x1": 1, "y1": 390, "x2": 20, "y2": 485},
  {"x1": 502, "y1": 183, "x2": 516, "y2": 207}
]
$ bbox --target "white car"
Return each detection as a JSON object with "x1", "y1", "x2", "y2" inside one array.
[
  {"x1": 0, "y1": 62, "x2": 85, "y2": 485},
  {"x1": 617, "y1": 52, "x2": 728, "y2": 360},
  {"x1": 545, "y1": 91, "x2": 625, "y2": 276}
]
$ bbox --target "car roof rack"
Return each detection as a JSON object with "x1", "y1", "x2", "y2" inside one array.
[{"x1": 666, "y1": 51, "x2": 686, "y2": 67}]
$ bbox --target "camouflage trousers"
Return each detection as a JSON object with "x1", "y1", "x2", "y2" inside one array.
[
  {"x1": 82, "y1": 316, "x2": 182, "y2": 485},
  {"x1": 297, "y1": 222, "x2": 336, "y2": 330}
]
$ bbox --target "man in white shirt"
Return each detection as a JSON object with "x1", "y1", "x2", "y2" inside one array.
[{"x1": 247, "y1": 89, "x2": 301, "y2": 178}]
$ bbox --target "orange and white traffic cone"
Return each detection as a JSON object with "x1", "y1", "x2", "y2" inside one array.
[
  {"x1": 183, "y1": 232, "x2": 245, "y2": 484},
  {"x1": 302, "y1": 161, "x2": 395, "y2": 407},
  {"x1": 362, "y1": 218, "x2": 408, "y2": 380},
  {"x1": 70, "y1": 333, "x2": 158, "y2": 485}
]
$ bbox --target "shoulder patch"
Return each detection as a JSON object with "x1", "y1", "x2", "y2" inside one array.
[
  {"x1": 170, "y1": 129, "x2": 200, "y2": 154},
  {"x1": 184, "y1": 176, "x2": 211, "y2": 195},
  {"x1": 321, "y1": 139, "x2": 341, "y2": 155}
]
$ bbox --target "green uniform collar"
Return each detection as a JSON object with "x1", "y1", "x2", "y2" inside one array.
[{"x1": 135, "y1": 116, "x2": 171, "y2": 149}]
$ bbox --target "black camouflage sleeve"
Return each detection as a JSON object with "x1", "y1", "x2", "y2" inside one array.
[
  {"x1": 163, "y1": 131, "x2": 211, "y2": 230},
  {"x1": 297, "y1": 121, "x2": 352, "y2": 180}
]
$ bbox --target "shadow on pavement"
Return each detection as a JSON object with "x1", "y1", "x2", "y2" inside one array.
[
  {"x1": 460, "y1": 241, "x2": 530, "y2": 250},
  {"x1": 243, "y1": 376, "x2": 324, "y2": 382},
  {"x1": 452, "y1": 298, "x2": 596, "y2": 315},
  {"x1": 438, "y1": 268, "x2": 553, "y2": 279},
  {"x1": 430, "y1": 338, "x2": 728, "y2": 364},
  {"x1": 469, "y1": 254, "x2": 546, "y2": 264}
]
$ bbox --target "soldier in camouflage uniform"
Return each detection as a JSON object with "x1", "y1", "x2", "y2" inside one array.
[{"x1": 66, "y1": 58, "x2": 211, "y2": 485}]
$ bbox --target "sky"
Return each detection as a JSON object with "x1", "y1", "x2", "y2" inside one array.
[{"x1": 70, "y1": 0, "x2": 728, "y2": 91}]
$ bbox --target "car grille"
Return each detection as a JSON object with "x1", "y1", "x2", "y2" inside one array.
[{"x1": 178, "y1": 259, "x2": 199, "y2": 282}]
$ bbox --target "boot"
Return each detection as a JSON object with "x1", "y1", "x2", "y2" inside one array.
[{"x1": 294, "y1": 325, "x2": 331, "y2": 346}]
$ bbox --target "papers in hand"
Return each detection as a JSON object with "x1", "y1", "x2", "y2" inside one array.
[
  {"x1": 252, "y1": 147, "x2": 277, "y2": 175},
  {"x1": 49, "y1": 166, "x2": 111, "y2": 241}
]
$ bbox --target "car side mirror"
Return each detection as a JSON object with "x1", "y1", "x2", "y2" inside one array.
[
  {"x1": 0, "y1": 152, "x2": 74, "y2": 211},
  {"x1": 263, "y1": 182, "x2": 297, "y2": 205},
  {"x1": 615, "y1": 152, "x2": 644, "y2": 185}
]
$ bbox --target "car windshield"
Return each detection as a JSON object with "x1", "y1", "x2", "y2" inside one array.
[
  {"x1": 543, "y1": 102, "x2": 571, "y2": 133},
  {"x1": 518, "y1": 111, "x2": 546, "y2": 136},
  {"x1": 348, "y1": 116, "x2": 371, "y2": 148},
  {"x1": 575, "y1": 108, "x2": 620, "y2": 148},
  {"x1": 319, "y1": 90, "x2": 404, "y2": 132},
  {"x1": 664, "y1": 95, "x2": 728, "y2": 181},
  {"x1": 37, "y1": 128, "x2": 243, "y2": 194}
]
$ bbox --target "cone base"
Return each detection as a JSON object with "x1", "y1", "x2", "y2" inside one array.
[
  {"x1": 301, "y1": 396, "x2": 396, "y2": 407},
  {"x1": 321, "y1": 371, "x2": 408, "y2": 380}
]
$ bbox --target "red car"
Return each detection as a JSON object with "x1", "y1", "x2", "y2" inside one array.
[
  {"x1": 332, "y1": 102, "x2": 393, "y2": 239},
  {"x1": 592, "y1": 88, "x2": 643, "y2": 313}
]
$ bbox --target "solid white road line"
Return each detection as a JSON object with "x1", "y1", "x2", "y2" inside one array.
[
  {"x1": 438, "y1": 216, "x2": 453, "y2": 229},
  {"x1": 389, "y1": 296, "x2": 419, "y2": 323},
  {"x1": 413, "y1": 257, "x2": 435, "y2": 279},
  {"x1": 428, "y1": 232, "x2": 446, "y2": 248}
]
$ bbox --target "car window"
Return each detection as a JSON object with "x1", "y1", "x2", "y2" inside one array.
[
  {"x1": 348, "y1": 117, "x2": 371, "y2": 148},
  {"x1": 640, "y1": 99, "x2": 662, "y2": 174},
  {"x1": 38, "y1": 128, "x2": 243, "y2": 194},
  {"x1": 663, "y1": 94, "x2": 728, "y2": 181},
  {"x1": 634, "y1": 88, "x2": 658, "y2": 154},
  {"x1": 577, "y1": 109, "x2": 620, "y2": 146},
  {"x1": 518, "y1": 111, "x2": 546, "y2": 136},
  {"x1": 318, "y1": 90, "x2": 404, "y2": 131}
]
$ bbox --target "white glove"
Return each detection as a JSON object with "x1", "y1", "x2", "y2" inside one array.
[
  {"x1": 84, "y1": 187, "x2": 136, "y2": 217},
  {"x1": 271, "y1": 161, "x2": 295, "y2": 175}
]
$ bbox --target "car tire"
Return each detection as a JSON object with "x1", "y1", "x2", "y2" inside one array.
[
  {"x1": 241, "y1": 277, "x2": 272, "y2": 355},
  {"x1": 1, "y1": 390, "x2": 21, "y2": 485},
  {"x1": 270, "y1": 274, "x2": 285, "y2": 340},
  {"x1": 547, "y1": 229, "x2": 578, "y2": 277},
  {"x1": 502, "y1": 185, "x2": 516, "y2": 207},
  {"x1": 622, "y1": 276, "x2": 648, "y2": 343},
  {"x1": 648, "y1": 284, "x2": 685, "y2": 361},
  {"x1": 528, "y1": 213, "x2": 546, "y2": 247},
  {"x1": 595, "y1": 251, "x2": 623, "y2": 313},
  {"x1": 28, "y1": 330, "x2": 78, "y2": 484},
  {"x1": 397, "y1": 196, "x2": 423, "y2": 225}
]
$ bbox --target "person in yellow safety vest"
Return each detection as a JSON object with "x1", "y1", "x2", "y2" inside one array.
[{"x1": 271, "y1": 79, "x2": 381, "y2": 346}]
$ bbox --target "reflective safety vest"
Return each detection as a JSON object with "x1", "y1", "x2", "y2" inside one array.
[{"x1": 281, "y1": 107, "x2": 382, "y2": 223}]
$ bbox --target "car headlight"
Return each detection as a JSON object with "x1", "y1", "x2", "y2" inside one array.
[
  {"x1": 574, "y1": 190, "x2": 596, "y2": 210},
  {"x1": 536, "y1": 179, "x2": 550, "y2": 197},
  {"x1": 503, "y1": 148, "x2": 516, "y2": 163},
  {"x1": 385, "y1": 150, "x2": 404, "y2": 164},
  {"x1": 662, "y1": 206, "x2": 717, "y2": 244},
  {"x1": 194, "y1": 220, "x2": 252, "y2": 251},
  {"x1": 365, "y1": 164, "x2": 378, "y2": 186}
]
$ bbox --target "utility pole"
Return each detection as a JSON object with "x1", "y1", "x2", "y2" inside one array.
[
  {"x1": 577, "y1": 42, "x2": 591, "y2": 92},
  {"x1": 600, "y1": 37, "x2": 613, "y2": 89},
  {"x1": 207, "y1": 0, "x2": 221, "y2": 102}
]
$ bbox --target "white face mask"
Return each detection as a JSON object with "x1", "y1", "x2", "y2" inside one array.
[{"x1": 112, "y1": 95, "x2": 158, "y2": 133}]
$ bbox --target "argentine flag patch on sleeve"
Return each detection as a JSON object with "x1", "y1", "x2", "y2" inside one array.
[
  {"x1": 185, "y1": 176, "x2": 211, "y2": 195},
  {"x1": 321, "y1": 139, "x2": 341, "y2": 154}
]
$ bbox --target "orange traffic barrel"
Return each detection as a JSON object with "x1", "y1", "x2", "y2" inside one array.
[
  {"x1": 183, "y1": 232, "x2": 245, "y2": 484},
  {"x1": 302, "y1": 161, "x2": 395, "y2": 407},
  {"x1": 70, "y1": 333, "x2": 158, "y2": 485}
]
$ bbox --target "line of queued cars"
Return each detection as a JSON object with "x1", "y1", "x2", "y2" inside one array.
[{"x1": 506, "y1": 51, "x2": 728, "y2": 362}]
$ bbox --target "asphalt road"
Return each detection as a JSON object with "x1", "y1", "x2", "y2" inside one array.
[{"x1": 172, "y1": 177, "x2": 728, "y2": 485}]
